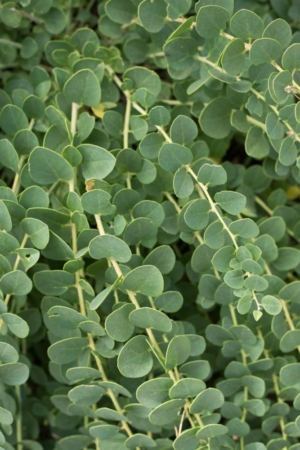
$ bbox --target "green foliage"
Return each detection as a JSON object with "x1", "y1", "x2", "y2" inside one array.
[{"x1": 0, "y1": 1, "x2": 300, "y2": 449}]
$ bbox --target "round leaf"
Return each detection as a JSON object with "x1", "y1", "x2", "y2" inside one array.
[
  {"x1": 129, "y1": 307, "x2": 172, "y2": 333},
  {"x1": 0, "y1": 270, "x2": 32, "y2": 295},
  {"x1": 138, "y1": 0, "x2": 167, "y2": 33},
  {"x1": 184, "y1": 199, "x2": 210, "y2": 230},
  {"x1": 198, "y1": 164, "x2": 227, "y2": 187},
  {"x1": 170, "y1": 115, "x2": 198, "y2": 147},
  {"x1": 190, "y1": 388, "x2": 224, "y2": 414},
  {"x1": 143, "y1": 245, "x2": 175, "y2": 274},
  {"x1": 126, "y1": 434, "x2": 156, "y2": 449},
  {"x1": 0, "y1": 105, "x2": 28, "y2": 136},
  {"x1": 197, "y1": 424, "x2": 228, "y2": 440},
  {"x1": 123, "y1": 265, "x2": 164, "y2": 297},
  {"x1": 199, "y1": 98, "x2": 232, "y2": 139},
  {"x1": 77, "y1": 144, "x2": 116, "y2": 180},
  {"x1": 34, "y1": 270, "x2": 75, "y2": 296},
  {"x1": 1, "y1": 313, "x2": 29, "y2": 338},
  {"x1": 263, "y1": 18, "x2": 292, "y2": 48},
  {"x1": 117, "y1": 335, "x2": 153, "y2": 378},
  {"x1": 0, "y1": 363, "x2": 29, "y2": 386},
  {"x1": 196, "y1": 5, "x2": 230, "y2": 39},
  {"x1": 222, "y1": 38, "x2": 246, "y2": 76},
  {"x1": 229, "y1": 218, "x2": 259, "y2": 239},
  {"x1": 64, "y1": 69, "x2": 101, "y2": 106},
  {"x1": 137, "y1": 378, "x2": 173, "y2": 408},
  {"x1": 0, "y1": 139, "x2": 19, "y2": 172},
  {"x1": 89, "y1": 235, "x2": 132, "y2": 263},
  {"x1": 173, "y1": 167, "x2": 194, "y2": 198},
  {"x1": 28, "y1": 147, "x2": 74, "y2": 184},
  {"x1": 250, "y1": 38, "x2": 282, "y2": 66},
  {"x1": 21, "y1": 218, "x2": 50, "y2": 249},
  {"x1": 282, "y1": 44, "x2": 300, "y2": 71},
  {"x1": 149, "y1": 399, "x2": 185, "y2": 426},
  {"x1": 159, "y1": 143, "x2": 193, "y2": 173},
  {"x1": 245, "y1": 127, "x2": 270, "y2": 160},
  {"x1": 149, "y1": 106, "x2": 171, "y2": 126},
  {"x1": 262, "y1": 295, "x2": 282, "y2": 315},
  {"x1": 48, "y1": 337, "x2": 88, "y2": 364},
  {"x1": 154, "y1": 291, "x2": 183, "y2": 313},
  {"x1": 81, "y1": 189, "x2": 114, "y2": 215},
  {"x1": 244, "y1": 275, "x2": 268, "y2": 292},
  {"x1": 105, "y1": 304, "x2": 135, "y2": 342},
  {"x1": 0, "y1": 342, "x2": 19, "y2": 364},
  {"x1": 212, "y1": 246, "x2": 235, "y2": 272},
  {"x1": 230, "y1": 9, "x2": 264, "y2": 41},
  {"x1": 214, "y1": 191, "x2": 246, "y2": 215},
  {"x1": 0, "y1": 200, "x2": 12, "y2": 231}
]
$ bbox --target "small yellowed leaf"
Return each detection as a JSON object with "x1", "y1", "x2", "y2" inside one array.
[
  {"x1": 286, "y1": 185, "x2": 300, "y2": 200},
  {"x1": 92, "y1": 103, "x2": 105, "y2": 119},
  {"x1": 253, "y1": 310, "x2": 263, "y2": 321},
  {"x1": 85, "y1": 180, "x2": 95, "y2": 191}
]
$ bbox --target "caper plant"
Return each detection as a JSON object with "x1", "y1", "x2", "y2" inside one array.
[{"x1": 0, "y1": 0, "x2": 300, "y2": 449}]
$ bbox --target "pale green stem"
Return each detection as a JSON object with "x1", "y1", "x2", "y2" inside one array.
[
  {"x1": 0, "y1": 63, "x2": 19, "y2": 69},
  {"x1": 7, "y1": 231, "x2": 29, "y2": 450},
  {"x1": 246, "y1": 115, "x2": 267, "y2": 131},
  {"x1": 161, "y1": 99, "x2": 193, "y2": 106},
  {"x1": 121, "y1": 17, "x2": 140, "y2": 29},
  {"x1": 272, "y1": 373, "x2": 288, "y2": 445},
  {"x1": 126, "y1": 173, "x2": 132, "y2": 189},
  {"x1": 272, "y1": 61, "x2": 284, "y2": 73},
  {"x1": 164, "y1": 192, "x2": 220, "y2": 278},
  {"x1": 87, "y1": 328, "x2": 135, "y2": 438},
  {"x1": 228, "y1": 304, "x2": 238, "y2": 326},
  {"x1": 197, "y1": 34, "x2": 300, "y2": 137},
  {"x1": 280, "y1": 299, "x2": 296, "y2": 332},
  {"x1": 219, "y1": 32, "x2": 300, "y2": 90},
  {"x1": 250, "y1": 88, "x2": 278, "y2": 114},
  {"x1": 0, "y1": 3, "x2": 43, "y2": 24},
  {"x1": 250, "y1": 88, "x2": 300, "y2": 139},
  {"x1": 11, "y1": 155, "x2": 26, "y2": 195},
  {"x1": 168, "y1": 17, "x2": 300, "y2": 90},
  {"x1": 71, "y1": 103, "x2": 79, "y2": 138},
  {"x1": 167, "y1": 16, "x2": 186, "y2": 23},
  {"x1": 68, "y1": 184, "x2": 135, "y2": 442},
  {"x1": 164, "y1": 192, "x2": 181, "y2": 213},
  {"x1": 186, "y1": 167, "x2": 239, "y2": 250},
  {"x1": 105, "y1": 65, "x2": 173, "y2": 143},
  {"x1": 123, "y1": 98, "x2": 131, "y2": 149},
  {"x1": 197, "y1": 55, "x2": 218, "y2": 69},
  {"x1": 113, "y1": 289, "x2": 119, "y2": 303},
  {"x1": 94, "y1": 215, "x2": 203, "y2": 427},
  {"x1": 197, "y1": 53, "x2": 298, "y2": 137},
  {"x1": 229, "y1": 304, "x2": 248, "y2": 450},
  {"x1": 11, "y1": 119, "x2": 34, "y2": 195},
  {"x1": 264, "y1": 262, "x2": 272, "y2": 276},
  {"x1": 254, "y1": 195, "x2": 298, "y2": 242},
  {"x1": 46, "y1": 181, "x2": 59, "y2": 196},
  {"x1": 2, "y1": 234, "x2": 28, "y2": 310},
  {"x1": 16, "y1": 385, "x2": 23, "y2": 450},
  {"x1": 254, "y1": 196, "x2": 273, "y2": 216},
  {"x1": 18, "y1": 9, "x2": 44, "y2": 24},
  {"x1": 252, "y1": 291, "x2": 261, "y2": 309},
  {"x1": 0, "y1": 38, "x2": 22, "y2": 48},
  {"x1": 194, "y1": 183, "x2": 207, "y2": 200},
  {"x1": 258, "y1": 329, "x2": 288, "y2": 445}
]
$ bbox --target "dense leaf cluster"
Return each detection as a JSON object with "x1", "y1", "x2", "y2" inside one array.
[{"x1": 0, "y1": 0, "x2": 300, "y2": 449}]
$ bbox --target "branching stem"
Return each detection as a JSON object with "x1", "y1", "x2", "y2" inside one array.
[{"x1": 186, "y1": 167, "x2": 239, "y2": 250}]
